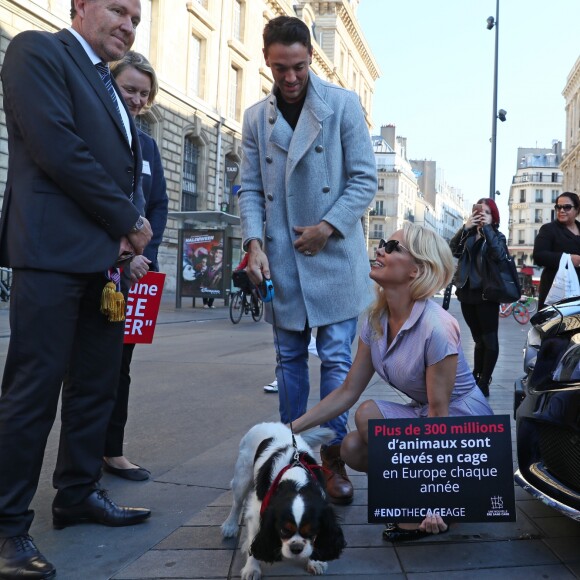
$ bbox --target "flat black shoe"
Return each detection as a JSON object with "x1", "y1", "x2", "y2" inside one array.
[
  {"x1": 0, "y1": 535, "x2": 55, "y2": 579},
  {"x1": 103, "y1": 460, "x2": 151, "y2": 481},
  {"x1": 52, "y1": 489, "x2": 151, "y2": 529},
  {"x1": 382, "y1": 523, "x2": 448, "y2": 542}
]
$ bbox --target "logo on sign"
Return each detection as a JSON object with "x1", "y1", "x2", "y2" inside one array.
[{"x1": 486, "y1": 495, "x2": 510, "y2": 517}]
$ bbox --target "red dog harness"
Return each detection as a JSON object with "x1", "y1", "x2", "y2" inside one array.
[{"x1": 260, "y1": 453, "x2": 326, "y2": 517}]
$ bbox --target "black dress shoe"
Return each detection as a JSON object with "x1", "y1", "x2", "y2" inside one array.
[
  {"x1": 52, "y1": 489, "x2": 151, "y2": 529},
  {"x1": 382, "y1": 522, "x2": 449, "y2": 542},
  {"x1": 0, "y1": 535, "x2": 55, "y2": 579},
  {"x1": 103, "y1": 460, "x2": 151, "y2": 481}
]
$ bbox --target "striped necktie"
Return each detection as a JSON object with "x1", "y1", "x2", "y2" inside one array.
[
  {"x1": 95, "y1": 62, "x2": 124, "y2": 123},
  {"x1": 95, "y1": 61, "x2": 133, "y2": 202}
]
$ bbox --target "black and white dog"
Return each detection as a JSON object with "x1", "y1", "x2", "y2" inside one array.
[{"x1": 221, "y1": 422, "x2": 346, "y2": 579}]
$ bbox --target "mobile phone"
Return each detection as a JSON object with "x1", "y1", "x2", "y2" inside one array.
[
  {"x1": 115, "y1": 251, "x2": 134, "y2": 266},
  {"x1": 472, "y1": 203, "x2": 483, "y2": 214}
]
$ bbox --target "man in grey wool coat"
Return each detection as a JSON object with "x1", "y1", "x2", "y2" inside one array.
[{"x1": 240, "y1": 16, "x2": 377, "y2": 504}]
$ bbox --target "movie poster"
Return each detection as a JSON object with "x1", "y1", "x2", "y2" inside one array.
[{"x1": 181, "y1": 230, "x2": 225, "y2": 298}]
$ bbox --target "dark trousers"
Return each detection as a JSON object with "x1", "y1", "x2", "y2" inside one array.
[
  {"x1": 104, "y1": 343, "x2": 136, "y2": 457},
  {"x1": 460, "y1": 300, "x2": 500, "y2": 384},
  {"x1": 0, "y1": 270, "x2": 125, "y2": 536}
]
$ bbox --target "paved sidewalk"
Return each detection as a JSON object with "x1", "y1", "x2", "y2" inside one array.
[{"x1": 0, "y1": 294, "x2": 579, "y2": 578}]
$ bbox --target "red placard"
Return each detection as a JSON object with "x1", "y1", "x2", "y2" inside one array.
[{"x1": 123, "y1": 271, "x2": 166, "y2": 344}]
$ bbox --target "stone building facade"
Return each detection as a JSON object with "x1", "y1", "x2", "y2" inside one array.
[
  {"x1": 0, "y1": 0, "x2": 379, "y2": 293},
  {"x1": 562, "y1": 55, "x2": 580, "y2": 195},
  {"x1": 367, "y1": 125, "x2": 419, "y2": 259},
  {"x1": 507, "y1": 142, "x2": 563, "y2": 267}
]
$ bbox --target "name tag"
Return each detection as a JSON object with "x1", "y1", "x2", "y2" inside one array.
[{"x1": 142, "y1": 160, "x2": 151, "y2": 175}]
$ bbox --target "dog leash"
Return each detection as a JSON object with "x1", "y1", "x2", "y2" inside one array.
[{"x1": 257, "y1": 277, "x2": 301, "y2": 463}]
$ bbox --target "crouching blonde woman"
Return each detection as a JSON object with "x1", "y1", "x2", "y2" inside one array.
[{"x1": 292, "y1": 223, "x2": 493, "y2": 541}]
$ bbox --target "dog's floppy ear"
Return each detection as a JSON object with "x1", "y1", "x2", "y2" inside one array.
[
  {"x1": 312, "y1": 506, "x2": 346, "y2": 562},
  {"x1": 249, "y1": 507, "x2": 283, "y2": 563}
]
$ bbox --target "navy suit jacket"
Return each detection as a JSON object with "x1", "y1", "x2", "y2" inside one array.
[
  {"x1": 138, "y1": 130, "x2": 168, "y2": 271},
  {"x1": 0, "y1": 29, "x2": 143, "y2": 273}
]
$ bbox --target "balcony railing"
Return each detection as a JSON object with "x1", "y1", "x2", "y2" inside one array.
[
  {"x1": 512, "y1": 173, "x2": 563, "y2": 184},
  {"x1": 369, "y1": 232, "x2": 383, "y2": 239}
]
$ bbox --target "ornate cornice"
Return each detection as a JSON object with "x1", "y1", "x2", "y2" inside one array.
[
  {"x1": 0, "y1": 0, "x2": 64, "y2": 33},
  {"x1": 303, "y1": 1, "x2": 380, "y2": 80},
  {"x1": 562, "y1": 55, "x2": 580, "y2": 99},
  {"x1": 337, "y1": 3, "x2": 379, "y2": 80}
]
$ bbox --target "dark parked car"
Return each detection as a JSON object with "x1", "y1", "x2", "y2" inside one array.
[{"x1": 514, "y1": 296, "x2": 580, "y2": 521}]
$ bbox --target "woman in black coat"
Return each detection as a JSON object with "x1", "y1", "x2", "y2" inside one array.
[
  {"x1": 449, "y1": 198, "x2": 508, "y2": 397},
  {"x1": 533, "y1": 191, "x2": 580, "y2": 310}
]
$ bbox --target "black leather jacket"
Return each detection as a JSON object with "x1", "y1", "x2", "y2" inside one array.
[{"x1": 449, "y1": 224, "x2": 508, "y2": 292}]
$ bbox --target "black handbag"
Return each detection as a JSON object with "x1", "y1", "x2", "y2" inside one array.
[{"x1": 482, "y1": 253, "x2": 521, "y2": 303}]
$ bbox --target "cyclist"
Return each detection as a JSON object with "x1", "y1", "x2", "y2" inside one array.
[{"x1": 232, "y1": 254, "x2": 261, "y2": 317}]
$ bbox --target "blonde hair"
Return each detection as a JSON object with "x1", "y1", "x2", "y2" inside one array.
[
  {"x1": 368, "y1": 222, "x2": 454, "y2": 336},
  {"x1": 110, "y1": 51, "x2": 158, "y2": 108}
]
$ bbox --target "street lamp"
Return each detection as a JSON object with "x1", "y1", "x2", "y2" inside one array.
[{"x1": 487, "y1": 0, "x2": 506, "y2": 201}]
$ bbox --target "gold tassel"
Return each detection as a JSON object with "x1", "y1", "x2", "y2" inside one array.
[
  {"x1": 101, "y1": 281, "x2": 117, "y2": 317},
  {"x1": 110, "y1": 291, "x2": 125, "y2": 322},
  {"x1": 100, "y1": 282, "x2": 125, "y2": 322}
]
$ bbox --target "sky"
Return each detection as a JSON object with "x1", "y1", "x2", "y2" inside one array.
[{"x1": 356, "y1": 0, "x2": 579, "y2": 222}]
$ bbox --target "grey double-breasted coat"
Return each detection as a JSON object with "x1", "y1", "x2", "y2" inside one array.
[{"x1": 239, "y1": 72, "x2": 377, "y2": 331}]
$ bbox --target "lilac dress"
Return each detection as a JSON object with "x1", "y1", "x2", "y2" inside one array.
[{"x1": 360, "y1": 299, "x2": 493, "y2": 418}]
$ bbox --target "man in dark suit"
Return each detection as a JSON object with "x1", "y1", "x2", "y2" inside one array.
[{"x1": 0, "y1": 0, "x2": 154, "y2": 577}]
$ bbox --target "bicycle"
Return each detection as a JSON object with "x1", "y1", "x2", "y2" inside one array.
[
  {"x1": 229, "y1": 287, "x2": 263, "y2": 324},
  {"x1": 499, "y1": 295, "x2": 537, "y2": 325},
  {"x1": 0, "y1": 268, "x2": 11, "y2": 302}
]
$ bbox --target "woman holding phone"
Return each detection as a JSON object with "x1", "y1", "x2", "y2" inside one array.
[{"x1": 449, "y1": 198, "x2": 508, "y2": 397}]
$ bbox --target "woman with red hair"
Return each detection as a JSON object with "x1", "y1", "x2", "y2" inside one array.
[{"x1": 449, "y1": 198, "x2": 508, "y2": 397}]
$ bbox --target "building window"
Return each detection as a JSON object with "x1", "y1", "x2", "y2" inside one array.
[
  {"x1": 552, "y1": 189, "x2": 559, "y2": 202},
  {"x1": 519, "y1": 190, "x2": 526, "y2": 203},
  {"x1": 371, "y1": 225, "x2": 383, "y2": 239},
  {"x1": 535, "y1": 189, "x2": 543, "y2": 203},
  {"x1": 135, "y1": 115, "x2": 151, "y2": 135},
  {"x1": 535, "y1": 209, "x2": 542, "y2": 223},
  {"x1": 552, "y1": 172, "x2": 559, "y2": 183},
  {"x1": 228, "y1": 65, "x2": 241, "y2": 120},
  {"x1": 378, "y1": 178, "x2": 384, "y2": 191},
  {"x1": 233, "y1": 0, "x2": 244, "y2": 42},
  {"x1": 189, "y1": 35, "x2": 202, "y2": 97},
  {"x1": 182, "y1": 137, "x2": 199, "y2": 211},
  {"x1": 375, "y1": 200, "x2": 384, "y2": 216}
]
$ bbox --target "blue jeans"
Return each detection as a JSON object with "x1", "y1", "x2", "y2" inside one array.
[{"x1": 273, "y1": 317, "x2": 357, "y2": 445}]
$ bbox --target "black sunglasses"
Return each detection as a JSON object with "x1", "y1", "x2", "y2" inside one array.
[
  {"x1": 555, "y1": 204, "x2": 575, "y2": 212},
  {"x1": 378, "y1": 239, "x2": 409, "y2": 254}
]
